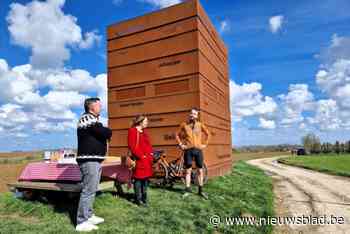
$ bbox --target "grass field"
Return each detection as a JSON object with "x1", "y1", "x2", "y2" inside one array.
[
  {"x1": 278, "y1": 154, "x2": 350, "y2": 177},
  {"x1": 0, "y1": 161, "x2": 274, "y2": 234},
  {"x1": 232, "y1": 151, "x2": 289, "y2": 163}
]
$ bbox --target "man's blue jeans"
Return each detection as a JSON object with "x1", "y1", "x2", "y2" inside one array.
[{"x1": 76, "y1": 161, "x2": 102, "y2": 225}]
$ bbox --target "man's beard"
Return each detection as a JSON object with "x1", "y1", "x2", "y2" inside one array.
[{"x1": 189, "y1": 117, "x2": 197, "y2": 122}]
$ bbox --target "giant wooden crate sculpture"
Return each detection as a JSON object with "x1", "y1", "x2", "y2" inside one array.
[{"x1": 107, "y1": 0, "x2": 232, "y2": 177}]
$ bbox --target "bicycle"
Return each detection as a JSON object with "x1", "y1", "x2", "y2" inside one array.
[{"x1": 150, "y1": 149, "x2": 208, "y2": 188}]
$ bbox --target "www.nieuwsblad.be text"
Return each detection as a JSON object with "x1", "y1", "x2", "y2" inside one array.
[{"x1": 209, "y1": 214, "x2": 345, "y2": 227}]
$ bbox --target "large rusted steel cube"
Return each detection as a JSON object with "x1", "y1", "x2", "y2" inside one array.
[{"x1": 107, "y1": 0, "x2": 232, "y2": 177}]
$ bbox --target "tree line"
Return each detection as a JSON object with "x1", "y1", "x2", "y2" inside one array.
[{"x1": 302, "y1": 133, "x2": 350, "y2": 154}]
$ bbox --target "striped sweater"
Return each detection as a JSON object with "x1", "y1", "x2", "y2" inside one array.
[{"x1": 76, "y1": 112, "x2": 112, "y2": 162}]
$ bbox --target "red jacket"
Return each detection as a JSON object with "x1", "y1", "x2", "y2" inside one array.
[{"x1": 128, "y1": 127, "x2": 154, "y2": 179}]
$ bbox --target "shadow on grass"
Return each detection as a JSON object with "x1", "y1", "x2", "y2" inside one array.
[
  {"x1": 149, "y1": 183, "x2": 185, "y2": 193},
  {"x1": 22, "y1": 191, "x2": 80, "y2": 226}
]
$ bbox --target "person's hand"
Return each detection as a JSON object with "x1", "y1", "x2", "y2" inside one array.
[
  {"x1": 179, "y1": 144, "x2": 187, "y2": 150},
  {"x1": 200, "y1": 144, "x2": 207, "y2": 149}
]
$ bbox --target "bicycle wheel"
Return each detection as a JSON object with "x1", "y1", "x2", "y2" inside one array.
[{"x1": 150, "y1": 161, "x2": 170, "y2": 187}]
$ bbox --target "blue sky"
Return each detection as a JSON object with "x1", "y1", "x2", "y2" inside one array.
[{"x1": 0, "y1": 0, "x2": 350, "y2": 151}]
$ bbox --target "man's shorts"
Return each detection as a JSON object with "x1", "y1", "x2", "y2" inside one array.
[{"x1": 183, "y1": 148, "x2": 203, "y2": 169}]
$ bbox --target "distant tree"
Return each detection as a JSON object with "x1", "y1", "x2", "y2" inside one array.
[
  {"x1": 334, "y1": 141, "x2": 340, "y2": 155},
  {"x1": 340, "y1": 143, "x2": 346, "y2": 154},
  {"x1": 326, "y1": 142, "x2": 333, "y2": 153},
  {"x1": 302, "y1": 134, "x2": 314, "y2": 153},
  {"x1": 346, "y1": 141, "x2": 350, "y2": 153},
  {"x1": 321, "y1": 143, "x2": 328, "y2": 154},
  {"x1": 313, "y1": 140, "x2": 322, "y2": 154},
  {"x1": 302, "y1": 133, "x2": 321, "y2": 154}
]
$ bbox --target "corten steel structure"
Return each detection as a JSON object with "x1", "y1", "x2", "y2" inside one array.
[{"x1": 107, "y1": 0, "x2": 232, "y2": 177}]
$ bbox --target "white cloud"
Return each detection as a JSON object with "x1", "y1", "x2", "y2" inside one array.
[
  {"x1": 33, "y1": 121, "x2": 76, "y2": 133},
  {"x1": 95, "y1": 74, "x2": 108, "y2": 110},
  {"x1": 0, "y1": 58, "x2": 107, "y2": 136},
  {"x1": 6, "y1": 0, "x2": 100, "y2": 69},
  {"x1": 219, "y1": 20, "x2": 230, "y2": 34},
  {"x1": 278, "y1": 84, "x2": 314, "y2": 127},
  {"x1": 0, "y1": 61, "x2": 37, "y2": 104},
  {"x1": 138, "y1": 0, "x2": 182, "y2": 8},
  {"x1": 313, "y1": 35, "x2": 350, "y2": 131},
  {"x1": 316, "y1": 59, "x2": 350, "y2": 100},
  {"x1": 304, "y1": 34, "x2": 350, "y2": 132},
  {"x1": 317, "y1": 34, "x2": 350, "y2": 66},
  {"x1": 258, "y1": 118, "x2": 276, "y2": 129},
  {"x1": 0, "y1": 104, "x2": 30, "y2": 125},
  {"x1": 230, "y1": 81, "x2": 277, "y2": 122},
  {"x1": 0, "y1": 59, "x2": 9, "y2": 74},
  {"x1": 309, "y1": 99, "x2": 341, "y2": 131},
  {"x1": 15, "y1": 133, "x2": 29, "y2": 138},
  {"x1": 269, "y1": 15, "x2": 284, "y2": 33},
  {"x1": 0, "y1": 104, "x2": 30, "y2": 137},
  {"x1": 45, "y1": 69, "x2": 99, "y2": 92},
  {"x1": 78, "y1": 31, "x2": 101, "y2": 50}
]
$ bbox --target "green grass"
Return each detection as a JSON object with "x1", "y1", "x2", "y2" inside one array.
[
  {"x1": 278, "y1": 154, "x2": 350, "y2": 177},
  {"x1": 0, "y1": 161, "x2": 274, "y2": 234}
]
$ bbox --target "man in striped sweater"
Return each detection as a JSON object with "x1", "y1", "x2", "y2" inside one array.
[{"x1": 76, "y1": 98, "x2": 112, "y2": 232}]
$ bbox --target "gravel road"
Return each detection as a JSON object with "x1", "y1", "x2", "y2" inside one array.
[{"x1": 247, "y1": 156, "x2": 350, "y2": 234}]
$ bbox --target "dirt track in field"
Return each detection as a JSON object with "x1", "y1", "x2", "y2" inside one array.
[
  {"x1": 0, "y1": 164, "x2": 26, "y2": 192},
  {"x1": 248, "y1": 156, "x2": 350, "y2": 234}
]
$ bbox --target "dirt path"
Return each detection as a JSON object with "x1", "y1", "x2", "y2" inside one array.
[{"x1": 247, "y1": 156, "x2": 350, "y2": 234}]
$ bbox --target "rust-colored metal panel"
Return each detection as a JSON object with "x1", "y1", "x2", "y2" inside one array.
[
  {"x1": 200, "y1": 92, "x2": 230, "y2": 121},
  {"x1": 108, "y1": 31, "x2": 198, "y2": 68},
  {"x1": 108, "y1": 75, "x2": 199, "y2": 103},
  {"x1": 199, "y1": 78, "x2": 230, "y2": 111},
  {"x1": 108, "y1": 28, "x2": 231, "y2": 81},
  {"x1": 108, "y1": 51, "x2": 199, "y2": 87},
  {"x1": 107, "y1": 0, "x2": 228, "y2": 57},
  {"x1": 199, "y1": 54, "x2": 229, "y2": 91},
  {"x1": 207, "y1": 160, "x2": 232, "y2": 178},
  {"x1": 109, "y1": 147, "x2": 129, "y2": 157},
  {"x1": 109, "y1": 111, "x2": 231, "y2": 131},
  {"x1": 196, "y1": 0, "x2": 228, "y2": 56},
  {"x1": 200, "y1": 111, "x2": 231, "y2": 131},
  {"x1": 115, "y1": 86, "x2": 146, "y2": 101},
  {"x1": 109, "y1": 126, "x2": 231, "y2": 147},
  {"x1": 108, "y1": 16, "x2": 227, "y2": 67},
  {"x1": 108, "y1": 51, "x2": 229, "y2": 96},
  {"x1": 107, "y1": 0, "x2": 197, "y2": 40},
  {"x1": 203, "y1": 145, "x2": 232, "y2": 165},
  {"x1": 108, "y1": 91, "x2": 200, "y2": 118},
  {"x1": 109, "y1": 111, "x2": 189, "y2": 130},
  {"x1": 107, "y1": 0, "x2": 232, "y2": 179},
  {"x1": 108, "y1": 17, "x2": 198, "y2": 51},
  {"x1": 198, "y1": 33, "x2": 228, "y2": 78},
  {"x1": 197, "y1": 19, "x2": 227, "y2": 66},
  {"x1": 154, "y1": 79, "x2": 190, "y2": 95}
]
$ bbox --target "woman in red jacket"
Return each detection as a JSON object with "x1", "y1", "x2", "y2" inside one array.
[{"x1": 128, "y1": 115, "x2": 154, "y2": 206}]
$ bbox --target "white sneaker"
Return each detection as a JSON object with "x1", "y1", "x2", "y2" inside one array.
[
  {"x1": 88, "y1": 214, "x2": 105, "y2": 225},
  {"x1": 76, "y1": 221, "x2": 99, "y2": 232}
]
